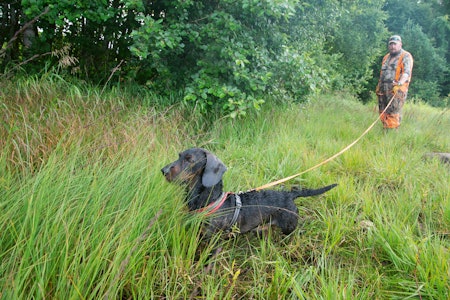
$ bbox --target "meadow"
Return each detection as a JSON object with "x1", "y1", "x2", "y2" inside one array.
[{"x1": 1, "y1": 75, "x2": 449, "y2": 299}]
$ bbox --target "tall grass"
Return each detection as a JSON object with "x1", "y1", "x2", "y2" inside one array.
[{"x1": 1, "y1": 77, "x2": 449, "y2": 299}]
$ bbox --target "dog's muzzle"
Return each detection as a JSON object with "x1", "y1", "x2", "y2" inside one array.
[{"x1": 161, "y1": 165, "x2": 173, "y2": 181}]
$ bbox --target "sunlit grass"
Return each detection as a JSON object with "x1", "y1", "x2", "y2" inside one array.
[{"x1": 1, "y1": 76, "x2": 449, "y2": 299}]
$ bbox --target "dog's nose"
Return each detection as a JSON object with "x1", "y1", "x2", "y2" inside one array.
[
  {"x1": 161, "y1": 164, "x2": 172, "y2": 176},
  {"x1": 161, "y1": 167, "x2": 168, "y2": 175}
]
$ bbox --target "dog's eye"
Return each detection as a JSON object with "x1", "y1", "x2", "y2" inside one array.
[{"x1": 184, "y1": 154, "x2": 193, "y2": 163}]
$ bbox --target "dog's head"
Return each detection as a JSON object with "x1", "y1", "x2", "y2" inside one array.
[{"x1": 161, "y1": 148, "x2": 227, "y2": 187}]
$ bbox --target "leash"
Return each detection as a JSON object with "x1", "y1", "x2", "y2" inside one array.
[
  {"x1": 194, "y1": 91, "x2": 397, "y2": 225},
  {"x1": 251, "y1": 91, "x2": 398, "y2": 192}
]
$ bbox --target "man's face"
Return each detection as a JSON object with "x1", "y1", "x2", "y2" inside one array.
[{"x1": 388, "y1": 42, "x2": 402, "y2": 55}]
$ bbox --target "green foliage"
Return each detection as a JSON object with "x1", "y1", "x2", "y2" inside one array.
[
  {"x1": 402, "y1": 21, "x2": 447, "y2": 85},
  {"x1": 9, "y1": 0, "x2": 140, "y2": 81},
  {"x1": 327, "y1": 0, "x2": 388, "y2": 92},
  {"x1": 130, "y1": 0, "x2": 304, "y2": 116},
  {"x1": 398, "y1": 20, "x2": 448, "y2": 106},
  {"x1": 130, "y1": 0, "x2": 370, "y2": 115},
  {"x1": 411, "y1": 79, "x2": 446, "y2": 107},
  {"x1": 1, "y1": 0, "x2": 449, "y2": 113}
]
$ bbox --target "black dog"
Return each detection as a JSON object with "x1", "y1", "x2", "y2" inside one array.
[{"x1": 161, "y1": 148, "x2": 337, "y2": 236}]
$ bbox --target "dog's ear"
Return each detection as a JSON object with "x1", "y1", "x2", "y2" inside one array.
[{"x1": 202, "y1": 150, "x2": 227, "y2": 187}]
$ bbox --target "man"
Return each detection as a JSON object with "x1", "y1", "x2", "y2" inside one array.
[{"x1": 376, "y1": 35, "x2": 413, "y2": 129}]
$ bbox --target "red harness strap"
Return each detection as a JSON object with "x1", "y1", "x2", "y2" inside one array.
[{"x1": 197, "y1": 192, "x2": 232, "y2": 216}]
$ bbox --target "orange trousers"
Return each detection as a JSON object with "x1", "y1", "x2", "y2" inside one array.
[
  {"x1": 379, "y1": 112, "x2": 401, "y2": 129},
  {"x1": 377, "y1": 86, "x2": 407, "y2": 129}
]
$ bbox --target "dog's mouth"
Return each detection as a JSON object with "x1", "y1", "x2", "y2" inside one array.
[
  {"x1": 161, "y1": 165, "x2": 174, "y2": 182},
  {"x1": 163, "y1": 172, "x2": 173, "y2": 182},
  {"x1": 162, "y1": 166, "x2": 199, "y2": 185},
  {"x1": 161, "y1": 166, "x2": 185, "y2": 183}
]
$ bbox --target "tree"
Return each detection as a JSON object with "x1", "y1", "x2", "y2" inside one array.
[
  {"x1": 1, "y1": 1, "x2": 26, "y2": 64},
  {"x1": 2, "y1": 0, "x2": 140, "y2": 81},
  {"x1": 402, "y1": 20, "x2": 447, "y2": 105},
  {"x1": 130, "y1": 0, "x2": 335, "y2": 116},
  {"x1": 325, "y1": 0, "x2": 388, "y2": 93},
  {"x1": 1, "y1": 0, "x2": 447, "y2": 113}
]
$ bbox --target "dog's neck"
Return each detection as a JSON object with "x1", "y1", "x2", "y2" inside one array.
[{"x1": 186, "y1": 180, "x2": 224, "y2": 211}]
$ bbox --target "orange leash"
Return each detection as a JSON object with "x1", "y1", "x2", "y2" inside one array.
[{"x1": 251, "y1": 91, "x2": 398, "y2": 191}]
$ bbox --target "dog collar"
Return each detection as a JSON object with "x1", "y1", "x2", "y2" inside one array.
[{"x1": 198, "y1": 192, "x2": 231, "y2": 216}]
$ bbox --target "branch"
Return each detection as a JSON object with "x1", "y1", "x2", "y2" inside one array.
[
  {"x1": 0, "y1": 6, "x2": 50, "y2": 58},
  {"x1": 101, "y1": 59, "x2": 124, "y2": 95},
  {"x1": 1, "y1": 52, "x2": 52, "y2": 79}
]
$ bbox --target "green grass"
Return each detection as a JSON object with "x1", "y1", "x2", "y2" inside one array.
[{"x1": 1, "y1": 76, "x2": 449, "y2": 299}]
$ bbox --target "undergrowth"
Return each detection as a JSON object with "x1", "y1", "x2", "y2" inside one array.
[{"x1": 1, "y1": 77, "x2": 449, "y2": 299}]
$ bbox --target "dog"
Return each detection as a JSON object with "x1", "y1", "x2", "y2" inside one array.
[{"x1": 161, "y1": 148, "x2": 337, "y2": 236}]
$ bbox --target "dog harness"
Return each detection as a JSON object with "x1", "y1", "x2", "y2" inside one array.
[
  {"x1": 229, "y1": 193, "x2": 242, "y2": 227},
  {"x1": 198, "y1": 192, "x2": 242, "y2": 228}
]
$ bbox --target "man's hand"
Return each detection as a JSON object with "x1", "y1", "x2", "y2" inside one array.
[{"x1": 392, "y1": 81, "x2": 403, "y2": 93}]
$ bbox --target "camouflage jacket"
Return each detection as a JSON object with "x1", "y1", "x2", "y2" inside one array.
[{"x1": 378, "y1": 49, "x2": 413, "y2": 85}]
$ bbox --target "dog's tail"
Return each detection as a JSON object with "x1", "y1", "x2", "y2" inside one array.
[{"x1": 292, "y1": 183, "x2": 337, "y2": 198}]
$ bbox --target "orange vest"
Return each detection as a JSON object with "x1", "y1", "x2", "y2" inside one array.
[{"x1": 380, "y1": 51, "x2": 412, "y2": 86}]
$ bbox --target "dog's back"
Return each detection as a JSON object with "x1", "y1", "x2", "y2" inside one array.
[{"x1": 234, "y1": 184, "x2": 337, "y2": 234}]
